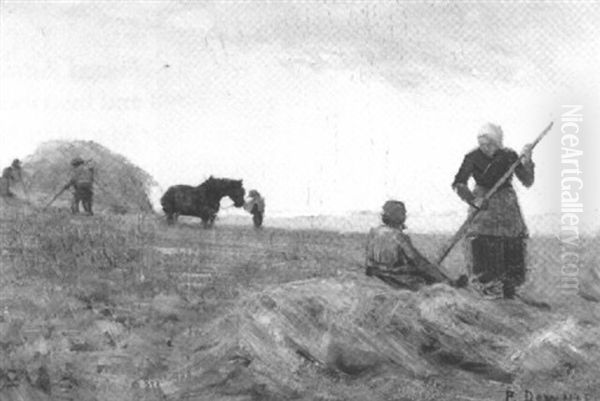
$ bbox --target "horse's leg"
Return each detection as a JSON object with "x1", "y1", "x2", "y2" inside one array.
[
  {"x1": 166, "y1": 213, "x2": 174, "y2": 225},
  {"x1": 199, "y1": 207, "x2": 214, "y2": 229}
]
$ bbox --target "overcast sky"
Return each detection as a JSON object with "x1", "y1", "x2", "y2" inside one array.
[{"x1": 1, "y1": 1, "x2": 599, "y2": 219}]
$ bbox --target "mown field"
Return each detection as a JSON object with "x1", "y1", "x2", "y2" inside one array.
[{"x1": 1, "y1": 203, "x2": 599, "y2": 400}]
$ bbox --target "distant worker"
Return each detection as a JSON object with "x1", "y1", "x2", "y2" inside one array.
[
  {"x1": 0, "y1": 159, "x2": 23, "y2": 198},
  {"x1": 452, "y1": 122, "x2": 535, "y2": 299},
  {"x1": 244, "y1": 189, "x2": 265, "y2": 228},
  {"x1": 365, "y1": 200, "x2": 467, "y2": 290},
  {"x1": 63, "y1": 157, "x2": 94, "y2": 215}
]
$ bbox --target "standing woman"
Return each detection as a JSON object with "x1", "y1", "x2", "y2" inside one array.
[
  {"x1": 452, "y1": 123, "x2": 535, "y2": 299},
  {"x1": 244, "y1": 190, "x2": 265, "y2": 228}
]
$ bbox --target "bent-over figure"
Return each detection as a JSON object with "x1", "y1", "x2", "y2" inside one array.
[
  {"x1": 0, "y1": 159, "x2": 23, "y2": 198},
  {"x1": 452, "y1": 122, "x2": 535, "y2": 299},
  {"x1": 244, "y1": 189, "x2": 265, "y2": 228}
]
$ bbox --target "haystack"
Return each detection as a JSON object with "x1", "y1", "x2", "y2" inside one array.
[
  {"x1": 20, "y1": 140, "x2": 156, "y2": 213},
  {"x1": 1, "y1": 272, "x2": 599, "y2": 400},
  {"x1": 155, "y1": 273, "x2": 600, "y2": 400}
]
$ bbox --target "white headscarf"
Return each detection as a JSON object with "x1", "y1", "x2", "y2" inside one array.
[{"x1": 477, "y1": 123, "x2": 504, "y2": 148}]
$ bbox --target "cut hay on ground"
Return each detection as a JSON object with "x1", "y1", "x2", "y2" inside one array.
[{"x1": 159, "y1": 273, "x2": 600, "y2": 400}]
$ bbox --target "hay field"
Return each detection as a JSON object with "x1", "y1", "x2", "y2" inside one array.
[{"x1": 1, "y1": 203, "x2": 599, "y2": 400}]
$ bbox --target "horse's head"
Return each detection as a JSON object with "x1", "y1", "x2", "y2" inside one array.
[
  {"x1": 227, "y1": 179, "x2": 246, "y2": 207},
  {"x1": 200, "y1": 177, "x2": 245, "y2": 207}
]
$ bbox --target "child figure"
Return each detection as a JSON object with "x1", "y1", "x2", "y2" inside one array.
[
  {"x1": 365, "y1": 200, "x2": 467, "y2": 291},
  {"x1": 244, "y1": 190, "x2": 265, "y2": 228}
]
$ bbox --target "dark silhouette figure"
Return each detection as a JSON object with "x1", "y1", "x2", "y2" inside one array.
[
  {"x1": 0, "y1": 159, "x2": 22, "y2": 198},
  {"x1": 63, "y1": 157, "x2": 95, "y2": 215}
]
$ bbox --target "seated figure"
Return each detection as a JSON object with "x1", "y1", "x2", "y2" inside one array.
[{"x1": 365, "y1": 200, "x2": 467, "y2": 291}]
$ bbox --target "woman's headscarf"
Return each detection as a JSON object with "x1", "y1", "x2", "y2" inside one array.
[{"x1": 477, "y1": 123, "x2": 504, "y2": 148}]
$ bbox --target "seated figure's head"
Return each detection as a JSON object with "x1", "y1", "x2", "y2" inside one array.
[{"x1": 381, "y1": 200, "x2": 406, "y2": 228}]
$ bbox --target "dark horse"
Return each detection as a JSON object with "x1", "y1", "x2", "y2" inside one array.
[{"x1": 160, "y1": 176, "x2": 245, "y2": 227}]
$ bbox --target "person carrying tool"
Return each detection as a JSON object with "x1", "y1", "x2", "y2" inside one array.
[
  {"x1": 0, "y1": 159, "x2": 23, "y2": 198},
  {"x1": 63, "y1": 157, "x2": 95, "y2": 215},
  {"x1": 451, "y1": 123, "x2": 536, "y2": 299},
  {"x1": 365, "y1": 200, "x2": 467, "y2": 291}
]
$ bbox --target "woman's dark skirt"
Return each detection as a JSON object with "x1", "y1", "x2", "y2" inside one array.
[
  {"x1": 463, "y1": 186, "x2": 529, "y2": 298},
  {"x1": 465, "y1": 235, "x2": 527, "y2": 298}
]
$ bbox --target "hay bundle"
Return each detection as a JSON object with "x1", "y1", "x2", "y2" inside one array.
[
  {"x1": 21, "y1": 140, "x2": 156, "y2": 213},
  {"x1": 153, "y1": 272, "x2": 600, "y2": 400}
]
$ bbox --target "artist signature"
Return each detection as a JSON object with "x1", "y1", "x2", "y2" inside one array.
[{"x1": 505, "y1": 389, "x2": 595, "y2": 401}]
